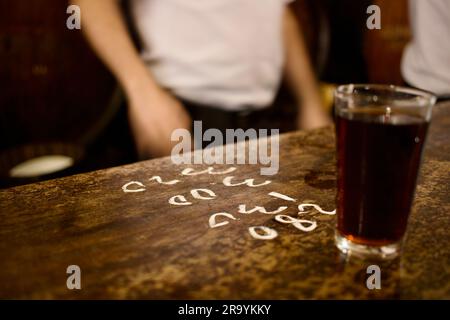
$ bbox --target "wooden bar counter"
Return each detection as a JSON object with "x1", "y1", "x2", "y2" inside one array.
[{"x1": 1, "y1": 102, "x2": 449, "y2": 299}]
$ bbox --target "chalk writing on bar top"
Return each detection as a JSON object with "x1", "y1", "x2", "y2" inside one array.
[{"x1": 121, "y1": 166, "x2": 335, "y2": 240}]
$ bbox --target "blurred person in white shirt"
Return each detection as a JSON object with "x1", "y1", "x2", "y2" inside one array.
[
  {"x1": 73, "y1": 0, "x2": 330, "y2": 158},
  {"x1": 402, "y1": 0, "x2": 450, "y2": 100}
]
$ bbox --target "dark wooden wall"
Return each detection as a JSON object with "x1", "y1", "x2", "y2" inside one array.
[
  {"x1": 363, "y1": 0, "x2": 411, "y2": 85},
  {"x1": 293, "y1": 0, "x2": 410, "y2": 85},
  {"x1": 0, "y1": 0, "x2": 116, "y2": 151}
]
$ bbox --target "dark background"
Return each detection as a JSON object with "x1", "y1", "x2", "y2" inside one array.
[{"x1": 0, "y1": 0, "x2": 411, "y2": 188}]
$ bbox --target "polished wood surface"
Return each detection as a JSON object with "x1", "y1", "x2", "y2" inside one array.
[{"x1": 0, "y1": 103, "x2": 449, "y2": 299}]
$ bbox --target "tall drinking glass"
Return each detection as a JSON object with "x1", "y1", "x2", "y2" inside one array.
[{"x1": 334, "y1": 84, "x2": 436, "y2": 259}]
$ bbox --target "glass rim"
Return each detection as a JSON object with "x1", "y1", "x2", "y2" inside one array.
[{"x1": 335, "y1": 83, "x2": 437, "y2": 104}]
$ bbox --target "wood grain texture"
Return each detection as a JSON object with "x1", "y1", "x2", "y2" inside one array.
[
  {"x1": 364, "y1": 0, "x2": 411, "y2": 85},
  {"x1": 0, "y1": 103, "x2": 449, "y2": 299}
]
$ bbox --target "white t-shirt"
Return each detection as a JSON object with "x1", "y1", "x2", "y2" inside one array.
[
  {"x1": 130, "y1": 0, "x2": 291, "y2": 110},
  {"x1": 401, "y1": 0, "x2": 450, "y2": 96}
]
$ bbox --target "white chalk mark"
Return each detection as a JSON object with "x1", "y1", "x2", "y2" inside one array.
[
  {"x1": 149, "y1": 176, "x2": 180, "y2": 185},
  {"x1": 191, "y1": 188, "x2": 217, "y2": 200},
  {"x1": 238, "y1": 204, "x2": 288, "y2": 215},
  {"x1": 209, "y1": 212, "x2": 238, "y2": 228},
  {"x1": 223, "y1": 176, "x2": 271, "y2": 187},
  {"x1": 275, "y1": 215, "x2": 317, "y2": 232},
  {"x1": 168, "y1": 195, "x2": 192, "y2": 206},
  {"x1": 293, "y1": 220, "x2": 317, "y2": 232},
  {"x1": 122, "y1": 181, "x2": 146, "y2": 193},
  {"x1": 181, "y1": 167, "x2": 236, "y2": 176},
  {"x1": 248, "y1": 226, "x2": 278, "y2": 240},
  {"x1": 268, "y1": 192, "x2": 296, "y2": 202},
  {"x1": 275, "y1": 215, "x2": 298, "y2": 224},
  {"x1": 298, "y1": 203, "x2": 336, "y2": 215}
]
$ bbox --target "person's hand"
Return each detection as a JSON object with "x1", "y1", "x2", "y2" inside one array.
[
  {"x1": 127, "y1": 85, "x2": 192, "y2": 159},
  {"x1": 297, "y1": 99, "x2": 332, "y2": 130}
]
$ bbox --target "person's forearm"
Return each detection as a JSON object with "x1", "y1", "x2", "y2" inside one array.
[
  {"x1": 283, "y1": 7, "x2": 322, "y2": 110},
  {"x1": 71, "y1": 0, "x2": 159, "y2": 96}
]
